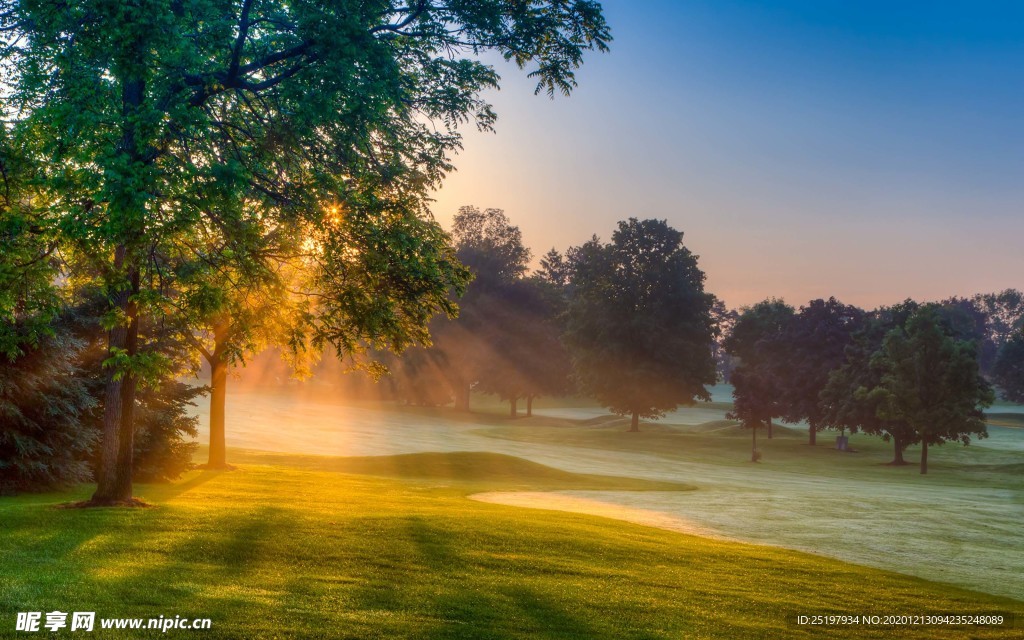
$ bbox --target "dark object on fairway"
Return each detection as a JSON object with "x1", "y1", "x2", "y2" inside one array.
[{"x1": 751, "y1": 450, "x2": 762, "y2": 462}]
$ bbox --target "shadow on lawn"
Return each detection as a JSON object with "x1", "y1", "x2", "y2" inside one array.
[
  {"x1": 145, "y1": 469, "x2": 232, "y2": 501},
  {"x1": 343, "y1": 515, "x2": 645, "y2": 639},
  {"x1": 94, "y1": 505, "x2": 295, "y2": 617}
]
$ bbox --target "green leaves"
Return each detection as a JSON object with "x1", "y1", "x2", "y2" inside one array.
[
  {"x1": 565, "y1": 218, "x2": 717, "y2": 422},
  {"x1": 993, "y1": 331, "x2": 1024, "y2": 403},
  {"x1": 870, "y1": 305, "x2": 992, "y2": 448},
  {"x1": 102, "y1": 346, "x2": 172, "y2": 388},
  {"x1": 1, "y1": 0, "x2": 609, "y2": 495}
]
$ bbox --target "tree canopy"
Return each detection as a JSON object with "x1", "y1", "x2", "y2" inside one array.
[
  {"x1": 405, "y1": 206, "x2": 571, "y2": 416},
  {"x1": 820, "y1": 301, "x2": 919, "y2": 464},
  {"x1": 993, "y1": 331, "x2": 1024, "y2": 403},
  {"x1": 870, "y1": 305, "x2": 993, "y2": 474},
  {"x1": 1, "y1": 0, "x2": 610, "y2": 504},
  {"x1": 565, "y1": 218, "x2": 717, "y2": 431},
  {"x1": 775, "y1": 298, "x2": 865, "y2": 446},
  {"x1": 724, "y1": 299, "x2": 794, "y2": 447}
]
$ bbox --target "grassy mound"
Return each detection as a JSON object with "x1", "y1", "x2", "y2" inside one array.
[
  {"x1": 218, "y1": 450, "x2": 691, "y2": 491},
  {"x1": 1, "y1": 454, "x2": 1021, "y2": 638}
]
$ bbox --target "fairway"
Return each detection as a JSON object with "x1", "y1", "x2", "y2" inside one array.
[
  {"x1": 180, "y1": 389, "x2": 1024, "y2": 603},
  {"x1": 2, "y1": 451, "x2": 1022, "y2": 639}
]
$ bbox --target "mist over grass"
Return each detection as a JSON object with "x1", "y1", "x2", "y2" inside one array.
[{"x1": 174, "y1": 387, "x2": 1024, "y2": 603}]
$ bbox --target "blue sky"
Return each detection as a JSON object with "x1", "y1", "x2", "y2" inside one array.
[{"x1": 432, "y1": 1, "x2": 1024, "y2": 308}]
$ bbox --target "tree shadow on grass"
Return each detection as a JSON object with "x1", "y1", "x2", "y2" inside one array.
[
  {"x1": 142, "y1": 469, "x2": 231, "y2": 502},
  {"x1": 89, "y1": 505, "x2": 296, "y2": 623},
  {"x1": 341, "y1": 515, "x2": 655, "y2": 640},
  {"x1": 500, "y1": 585, "x2": 655, "y2": 640}
]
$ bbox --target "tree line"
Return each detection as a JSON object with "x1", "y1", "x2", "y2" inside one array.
[
  {"x1": 384, "y1": 209, "x2": 718, "y2": 433},
  {"x1": 386, "y1": 208, "x2": 1023, "y2": 476},
  {"x1": 725, "y1": 294, "x2": 1023, "y2": 473}
]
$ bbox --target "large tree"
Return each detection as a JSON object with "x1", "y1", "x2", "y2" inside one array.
[
  {"x1": 775, "y1": 298, "x2": 865, "y2": 446},
  {"x1": 429, "y1": 206, "x2": 534, "y2": 411},
  {"x1": 68, "y1": 298, "x2": 203, "y2": 484},
  {"x1": 724, "y1": 299, "x2": 794, "y2": 457},
  {"x1": 1, "y1": 1, "x2": 610, "y2": 504},
  {"x1": 820, "y1": 301, "x2": 919, "y2": 464},
  {"x1": 870, "y1": 305, "x2": 993, "y2": 474},
  {"x1": 474, "y1": 276, "x2": 573, "y2": 417},
  {"x1": 565, "y1": 218, "x2": 717, "y2": 432}
]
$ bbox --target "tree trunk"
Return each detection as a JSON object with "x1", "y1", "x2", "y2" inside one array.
[
  {"x1": 509, "y1": 397, "x2": 518, "y2": 418},
  {"x1": 90, "y1": 70, "x2": 147, "y2": 506},
  {"x1": 920, "y1": 440, "x2": 928, "y2": 475},
  {"x1": 111, "y1": 266, "x2": 140, "y2": 499},
  {"x1": 892, "y1": 435, "x2": 907, "y2": 465},
  {"x1": 205, "y1": 319, "x2": 235, "y2": 470},
  {"x1": 208, "y1": 356, "x2": 229, "y2": 468},
  {"x1": 767, "y1": 418, "x2": 773, "y2": 439},
  {"x1": 92, "y1": 249, "x2": 138, "y2": 505},
  {"x1": 752, "y1": 423, "x2": 758, "y2": 462},
  {"x1": 629, "y1": 411, "x2": 639, "y2": 432},
  {"x1": 808, "y1": 425, "x2": 816, "y2": 446},
  {"x1": 526, "y1": 395, "x2": 533, "y2": 417}
]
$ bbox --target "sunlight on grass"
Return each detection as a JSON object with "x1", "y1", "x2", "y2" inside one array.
[{"x1": 1, "y1": 452, "x2": 1021, "y2": 639}]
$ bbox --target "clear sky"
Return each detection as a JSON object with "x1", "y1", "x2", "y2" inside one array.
[{"x1": 431, "y1": 0, "x2": 1024, "y2": 310}]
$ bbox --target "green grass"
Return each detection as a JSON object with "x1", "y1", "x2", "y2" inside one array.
[
  {"x1": 1, "y1": 451, "x2": 1021, "y2": 639},
  {"x1": 985, "y1": 413, "x2": 1024, "y2": 428},
  {"x1": 223, "y1": 450, "x2": 692, "y2": 491},
  {"x1": 473, "y1": 417, "x2": 1024, "y2": 490}
]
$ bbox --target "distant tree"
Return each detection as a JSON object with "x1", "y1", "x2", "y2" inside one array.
[
  {"x1": 387, "y1": 346, "x2": 454, "y2": 407},
  {"x1": 870, "y1": 305, "x2": 993, "y2": 474},
  {"x1": 519, "y1": 276, "x2": 575, "y2": 416},
  {"x1": 820, "y1": 301, "x2": 919, "y2": 464},
  {"x1": 451, "y1": 207, "x2": 531, "y2": 284},
  {"x1": 973, "y1": 290, "x2": 1024, "y2": 381},
  {"x1": 432, "y1": 206, "x2": 533, "y2": 411},
  {"x1": 993, "y1": 331, "x2": 1024, "y2": 403},
  {"x1": 939, "y1": 297, "x2": 988, "y2": 341},
  {"x1": 565, "y1": 219, "x2": 717, "y2": 431},
  {"x1": 175, "y1": 239, "x2": 306, "y2": 471},
  {"x1": 431, "y1": 209, "x2": 572, "y2": 417},
  {"x1": 725, "y1": 300, "x2": 794, "y2": 459},
  {"x1": 776, "y1": 298, "x2": 866, "y2": 446},
  {"x1": 475, "y1": 277, "x2": 573, "y2": 417},
  {"x1": 537, "y1": 249, "x2": 570, "y2": 288},
  {"x1": 711, "y1": 300, "x2": 739, "y2": 383}
]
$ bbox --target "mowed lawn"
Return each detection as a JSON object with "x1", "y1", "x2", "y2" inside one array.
[{"x1": 1, "y1": 452, "x2": 1022, "y2": 639}]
